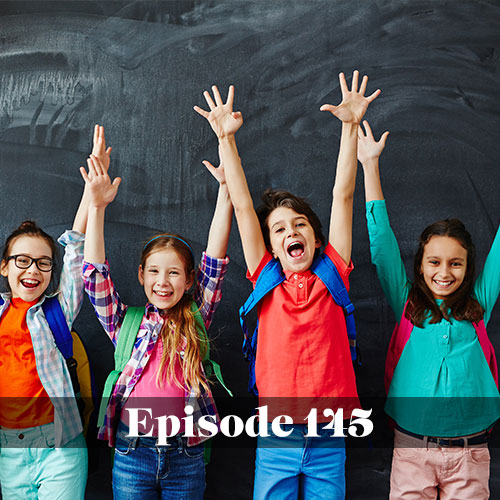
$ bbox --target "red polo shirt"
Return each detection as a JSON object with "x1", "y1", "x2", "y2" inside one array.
[{"x1": 247, "y1": 244, "x2": 360, "y2": 421}]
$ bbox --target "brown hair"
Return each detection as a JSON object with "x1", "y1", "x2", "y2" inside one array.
[
  {"x1": 406, "y1": 218, "x2": 483, "y2": 327},
  {"x1": 140, "y1": 234, "x2": 209, "y2": 396},
  {"x1": 1, "y1": 220, "x2": 59, "y2": 293},
  {"x1": 256, "y1": 188, "x2": 325, "y2": 257}
]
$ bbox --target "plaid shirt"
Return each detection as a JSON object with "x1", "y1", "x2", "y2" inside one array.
[
  {"x1": 0, "y1": 230, "x2": 85, "y2": 447},
  {"x1": 82, "y1": 252, "x2": 229, "y2": 447}
]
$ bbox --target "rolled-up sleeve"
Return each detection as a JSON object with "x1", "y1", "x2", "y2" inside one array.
[
  {"x1": 56, "y1": 230, "x2": 85, "y2": 327},
  {"x1": 195, "y1": 252, "x2": 230, "y2": 330},
  {"x1": 83, "y1": 260, "x2": 126, "y2": 344}
]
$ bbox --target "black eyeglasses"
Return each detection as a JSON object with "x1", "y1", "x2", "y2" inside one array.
[{"x1": 6, "y1": 254, "x2": 54, "y2": 272}]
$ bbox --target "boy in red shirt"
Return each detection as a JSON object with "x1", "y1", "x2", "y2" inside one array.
[{"x1": 195, "y1": 71, "x2": 380, "y2": 499}]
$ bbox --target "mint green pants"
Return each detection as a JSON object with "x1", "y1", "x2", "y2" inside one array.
[{"x1": 0, "y1": 423, "x2": 87, "y2": 500}]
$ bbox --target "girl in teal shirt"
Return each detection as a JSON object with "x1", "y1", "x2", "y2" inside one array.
[{"x1": 358, "y1": 120, "x2": 500, "y2": 500}]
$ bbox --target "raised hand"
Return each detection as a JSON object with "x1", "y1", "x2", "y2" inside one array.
[
  {"x1": 91, "y1": 124, "x2": 112, "y2": 172},
  {"x1": 194, "y1": 85, "x2": 243, "y2": 139},
  {"x1": 202, "y1": 145, "x2": 227, "y2": 185},
  {"x1": 80, "y1": 154, "x2": 121, "y2": 208},
  {"x1": 358, "y1": 120, "x2": 389, "y2": 165},
  {"x1": 320, "y1": 70, "x2": 381, "y2": 124}
]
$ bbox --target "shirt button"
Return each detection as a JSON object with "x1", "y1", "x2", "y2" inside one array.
[
  {"x1": 443, "y1": 335, "x2": 448, "y2": 339},
  {"x1": 298, "y1": 283, "x2": 304, "y2": 289},
  {"x1": 180, "y1": 350, "x2": 185, "y2": 356},
  {"x1": 294, "y1": 275, "x2": 298, "y2": 280},
  {"x1": 18, "y1": 434, "x2": 24, "y2": 440}
]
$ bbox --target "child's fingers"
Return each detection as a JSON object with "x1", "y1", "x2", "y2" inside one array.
[
  {"x1": 358, "y1": 75, "x2": 368, "y2": 95},
  {"x1": 226, "y1": 85, "x2": 235, "y2": 107},
  {"x1": 193, "y1": 105, "x2": 209, "y2": 118},
  {"x1": 106, "y1": 146, "x2": 112, "y2": 155},
  {"x1": 202, "y1": 160, "x2": 216, "y2": 173},
  {"x1": 351, "y1": 70, "x2": 359, "y2": 93},
  {"x1": 203, "y1": 90, "x2": 216, "y2": 110},
  {"x1": 362, "y1": 120, "x2": 373, "y2": 138},
  {"x1": 338, "y1": 72, "x2": 348, "y2": 96},
  {"x1": 366, "y1": 88, "x2": 381, "y2": 103},
  {"x1": 357, "y1": 125, "x2": 366, "y2": 139},
  {"x1": 380, "y1": 131, "x2": 390, "y2": 146},
  {"x1": 87, "y1": 157, "x2": 98, "y2": 178},
  {"x1": 90, "y1": 154, "x2": 105, "y2": 176},
  {"x1": 93, "y1": 124, "x2": 99, "y2": 145},
  {"x1": 111, "y1": 177, "x2": 122, "y2": 189},
  {"x1": 80, "y1": 166, "x2": 91, "y2": 183},
  {"x1": 212, "y1": 85, "x2": 223, "y2": 106},
  {"x1": 319, "y1": 104, "x2": 336, "y2": 113},
  {"x1": 232, "y1": 111, "x2": 242, "y2": 121}
]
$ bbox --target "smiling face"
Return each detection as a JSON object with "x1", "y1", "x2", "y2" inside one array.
[
  {"x1": 267, "y1": 206, "x2": 321, "y2": 273},
  {"x1": 420, "y1": 235, "x2": 467, "y2": 300},
  {"x1": 0, "y1": 235, "x2": 53, "y2": 301},
  {"x1": 138, "y1": 247, "x2": 194, "y2": 311}
]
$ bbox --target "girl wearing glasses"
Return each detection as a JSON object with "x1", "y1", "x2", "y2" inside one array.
[{"x1": 0, "y1": 126, "x2": 110, "y2": 500}]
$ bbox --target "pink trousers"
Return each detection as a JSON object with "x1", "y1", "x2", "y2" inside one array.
[{"x1": 390, "y1": 429, "x2": 490, "y2": 500}]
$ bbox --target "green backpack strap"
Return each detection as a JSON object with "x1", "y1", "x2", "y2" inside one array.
[
  {"x1": 191, "y1": 302, "x2": 232, "y2": 397},
  {"x1": 98, "y1": 306, "x2": 145, "y2": 427}
]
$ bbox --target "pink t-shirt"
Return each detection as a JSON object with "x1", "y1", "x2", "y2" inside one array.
[{"x1": 121, "y1": 337, "x2": 186, "y2": 436}]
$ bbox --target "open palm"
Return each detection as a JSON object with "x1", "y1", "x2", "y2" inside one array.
[
  {"x1": 80, "y1": 155, "x2": 121, "y2": 208},
  {"x1": 321, "y1": 70, "x2": 381, "y2": 124},
  {"x1": 194, "y1": 85, "x2": 243, "y2": 139}
]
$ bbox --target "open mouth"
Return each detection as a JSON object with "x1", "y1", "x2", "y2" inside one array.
[
  {"x1": 433, "y1": 279, "x2": 454, "y2": 288},
  {"x1": 154, "y1": 290, "x2": 173, "y2": 298},
  {"x1": 21, "y1": 279, "x2": 40, "y2": 289},
  {"x1": 287, "y1": 241, "x2": 305, "y2": 259}
]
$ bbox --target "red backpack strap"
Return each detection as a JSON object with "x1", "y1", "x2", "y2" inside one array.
[
  {"x1": 473, "y1": 320, "x2": 499, "y2": 388},
  {"x1": 384, "y1": 301, "x2": 414, "y2": 394}
]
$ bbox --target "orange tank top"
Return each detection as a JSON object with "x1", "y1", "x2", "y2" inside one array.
[{"x1": 0, "y1": 297, "x2": 54, "y2": 428}]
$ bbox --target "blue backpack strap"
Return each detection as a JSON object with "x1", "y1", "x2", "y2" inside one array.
[
  {"x1": 239, "y1": 259, "x2": 285, "y2": 344},
  {"x1": 310, "y1": 253, "x2": 357, "y2": 361},
  {"x1": 239, "y1": 259, "x2": 285, "y2": 395},
  {"x1": 41, "y1": 296, "x2": 85, "y2": 416},
  {"x1": 42, "y1": 296, "x2": 73, "y2": 359}
]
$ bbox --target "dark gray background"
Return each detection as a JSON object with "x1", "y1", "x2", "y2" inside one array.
[{"x1": 1, "y1": 1, "x2": 500, "y2": 498}]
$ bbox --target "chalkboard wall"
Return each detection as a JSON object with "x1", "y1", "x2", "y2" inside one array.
[{"x1": 1, "y1": 1, "x2": 500, "y2": 498}]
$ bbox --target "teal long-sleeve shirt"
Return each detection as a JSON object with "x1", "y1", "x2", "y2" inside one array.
[{"x1": 366, "y1": 200, "x2": 500, "y2": 437}]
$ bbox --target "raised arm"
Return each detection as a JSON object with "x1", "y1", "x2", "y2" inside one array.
[
  {"x1": 358, "y1": 120, "x2": 389, "y2": 202},
  {"x1": 80, "y1": 155, "x2": 121, "y2": 264},
  {"x1": 202, "y1": 147, "x2": 233, "y2": 258},
  {"x1": 194, "y1": 85, "x2": 266, "y2": 275},
  {"x1": 72, "y1": 125, "x2": 113, "y2": 233},
  {"x1": 320, "y1": 71, "x2": 381, "y2": 265}
]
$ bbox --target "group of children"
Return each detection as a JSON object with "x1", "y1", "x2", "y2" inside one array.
[{"x1": 0, "y1": 70, "x2": 499, "y2": 500}]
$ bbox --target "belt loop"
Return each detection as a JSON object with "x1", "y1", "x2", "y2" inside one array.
[
  {"x1": 423, "y1": 435, "x2": 429, "y2": 449},
  {"x1": 463, "y1": 437, "x2": 469, "y2": 449}
]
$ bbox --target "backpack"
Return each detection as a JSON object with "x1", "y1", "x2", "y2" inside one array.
[
  {"x1": 0, "y1": 295, "x2": 98, "y2": 435},
  {"x1": 385, "y1": 300, "x2": 499, "y2": 393},
  {"x1": 98, "y1": 302, "x2": 231, "y2": 463},
  {"x1": 239, "y1": 253, "x2": 358, "y2": 396}
]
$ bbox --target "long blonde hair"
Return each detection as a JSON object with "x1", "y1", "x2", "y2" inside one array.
[{"x1": 140, "y1": 234, "x2": 210, "y2": 396}]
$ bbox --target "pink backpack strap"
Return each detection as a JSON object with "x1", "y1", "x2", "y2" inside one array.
[
  {"x1": 473, "y1": 320, "x2": 499, "y2": 388},
  {"x1": 384, "y1": 301, "x2": 413, "y2": 394}
]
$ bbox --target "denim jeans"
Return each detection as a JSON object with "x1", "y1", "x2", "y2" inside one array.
[
  {"x1": 112, "y1": 420, "x2": 205, "y2": 500},
  {"x1": 254, "y1": 423, "x2": 346, "y2": 500},
  {"x1": 0, "y1": 423, "x2": 87, "y2": 500}
]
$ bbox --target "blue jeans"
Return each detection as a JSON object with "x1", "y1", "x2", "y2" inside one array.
[
  {"x1": 112, "y1": 420, "x2": 205, "y2": 500},
  {"x1": 254, "y1": 423, "x2": 346, "y2": 500},
  {"x1": 0, "y1": 423, "x2": 87, "y2": 500}
]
